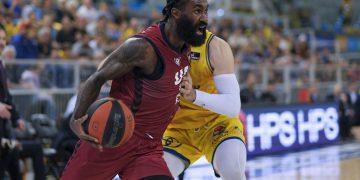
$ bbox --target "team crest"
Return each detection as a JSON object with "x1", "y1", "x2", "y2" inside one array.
[
  {"x1": 213, "y1": 126, "x2": 225, "y2": 137},
  {"x1": 174, "y1": 57, "x2": 181, "y2": 66},
  {"x1": 162, "y1": 136, "x2": 182, "y2": 148}
]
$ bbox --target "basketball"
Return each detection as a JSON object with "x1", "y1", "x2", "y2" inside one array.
[{"x1": 82, "y1": 97, "x2": 135, "y2": 148}]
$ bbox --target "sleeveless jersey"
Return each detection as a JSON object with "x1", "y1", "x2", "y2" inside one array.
[
  {"x1": 168, "y1": 30, "x2": 239, "y2": 129},
  {"x1": 109, "y1": 22, "x2": 190, "y2": 139}
]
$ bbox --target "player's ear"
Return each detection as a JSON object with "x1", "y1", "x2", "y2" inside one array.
[{"x1": 171, "y1": 7, "x2": 182, "y2": 19}]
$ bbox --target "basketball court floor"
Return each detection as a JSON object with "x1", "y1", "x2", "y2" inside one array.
[{"x1": 182, "y1": 140, "x2": 360, "y2": 180}]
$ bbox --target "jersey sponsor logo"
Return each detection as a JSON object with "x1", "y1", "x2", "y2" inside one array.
[
  {"x1": 190, "y1": 52, "x2": 200, "y2": 60},
  {"x1": 162, "y1": 136, "x2": 182, "y2": 148},
  {"x1": 213, "y1": 125, "x2": 225, "y2": 137}
]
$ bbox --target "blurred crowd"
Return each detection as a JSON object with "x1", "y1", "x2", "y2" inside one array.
[
  {"x1": 0, "y1": 0, "x2": 358, "y2": 100},
  {"x1": 0, "y1": 0, "x2": 155, "y2": 61},
  {"x1": 0, "y1": 0, "x2": 359, "y2": 178},
  {"x1": 0, "y1": 0, "x2": 359, "y2": 85}
]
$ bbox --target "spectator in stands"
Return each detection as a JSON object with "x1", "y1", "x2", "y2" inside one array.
[
  {"x1": 0, "y1": 45, "x2": 16, "y2": 61},
  {"x1": 40, "y1": 14, "x2": 57, "y2": 40},
  {"x1": 10, "y1": 20, "x2": 38, "y2": 59},
  {"x1": 319, "y1": 48, "x2": 332, "y2": 64},
  {"x1": 106, "y1": 22, "x2": 121, "y2": 42},
  {"x1": 326, "y1": 84, "x2": 342, "y2": 102},
  {"x1": 1, "y1": 45, "x2": 22, "y2": 87},
  {"x1": 338, "y1": 92, "x2": 353, "y2": 140},
  {"x1": 260, "y1": 81, "x2": 277, "y2": 104},
  {"x1": 240, "y1": 72, "x2": 258, "y2": 104},
  {"x1": 97, "y1": 2, "x2": 113, "y2": 22},
  {"x1": 78, "y1": 55, "x2": 97, "y2": 82},
  {"x1": 37, "y1": 27, "x2": 53, "y2": 58},
  {"x1": 347, "y1": 82, "x2": 359, "y2": 108},
  {"x1": 309, "y1": 82, "x2": 321, "y2": 103},
  {"x1": 42, "y1": 0, "x2": 56, "y2": 16},
  {"x1": 76, "y1": 0, "x2": 98, "y2": 24},
  {"x1": 228, "y1": 28, "x2": 248, "y2": 53},
  {"x1": 73, "y1": 16, "x2": 88, "y2": 35},
  {"x1": 297, "y1": 83, "x2": 310, "y2": 103},
  {"x1": 64, "y1": 0, "x2": 78, "y2": 19},
  {"x1": 86, "y1": 14, "x2": 108, "y2": 37},
  {"x1": 147, "y1": 10, "x2": 163, "y2": 26},
  {"x1": 114, "y1": 6, "x2": 130, "y2": 25},
  {"x1": 3, "y1": 0, "x2": 24, "y2": 22},
  {"x1": 71, "y1": 30, "x2": 93, "y2": 58},
  {"x1": 326, "y1": 84, "x2": 353, "y2": 140},
  {"x1": 53, "y1": 0, "x2": 67, "y2": 22},
  {"x1": 293, "y1": 33, "x2": 310, "y2": 63},
  {"x1": 1, "y1": 12, "x2": 17, "y2": 38},
  {"x1": 347, "y1": 82, "x2": 359, "y2": 124},
  {"x1": 345, "y1": 60, "x2": 359, "y2": 81},
  {"x1": 22, "y1": 0, "x2": 43, "y2": 21},
  {"x1": 20, "y1": 64, "x2": 56, "y2": 119},
  {"x1": 89, "y1": 34, "x2": 109, "y2": 60},
  {"x1": 20, "y1": 64, "x2": 42, "y2": 89},
  {"x1": 121, "y1": 17, "x2": 139, "y2": 40},
  {"x1": 56, "y1": 14, "x2": 76, "y2": 48}
]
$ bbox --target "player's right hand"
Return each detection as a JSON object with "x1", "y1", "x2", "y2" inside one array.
[
  {"x1": 0, "y1": 102, "x2": 12, "y2": 119},
  {"x1": 180, "y1": 73, "x2": 196, "y2": 102},
  {"x1": 70, "y1": 114, "x2": 103, "y2": 151}
]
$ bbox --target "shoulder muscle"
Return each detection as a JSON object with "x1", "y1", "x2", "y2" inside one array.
[
  {"x1": 208, "y1": 36, "x2": 235, "y2": 75},
  {"x1": 96, "y1": 37, "x2": 157, "y2": 81}
]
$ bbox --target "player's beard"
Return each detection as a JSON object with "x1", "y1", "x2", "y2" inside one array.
[{"x1": 176, "y1": 15, "x2": 207, "y2": 47}]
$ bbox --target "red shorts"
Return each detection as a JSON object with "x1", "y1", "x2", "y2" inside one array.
[{"x1": 61, "y1": 133, "x2": 172, "y2": 180}]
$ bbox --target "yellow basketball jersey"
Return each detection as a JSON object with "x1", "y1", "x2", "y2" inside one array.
[{"x1": 168, "y1": 31, "x2": 239, "y2": 129}]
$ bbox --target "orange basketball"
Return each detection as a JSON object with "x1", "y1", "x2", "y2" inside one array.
[{"x1": 82, "y1": 97, "x2": 135, "y2": 148}]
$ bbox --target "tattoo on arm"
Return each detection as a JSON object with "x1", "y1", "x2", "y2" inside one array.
[{"x1": 73, "y1": 38, "x2": 153, "y2": 119}]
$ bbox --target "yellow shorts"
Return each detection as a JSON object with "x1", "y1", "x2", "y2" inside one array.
[{"x1": 162, "y1": 117, "x2": 246, "y2": 166}]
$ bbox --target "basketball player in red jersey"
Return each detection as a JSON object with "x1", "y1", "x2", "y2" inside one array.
[{"x1": 61, "y1": 0, "x2": 209, "y2": 179}]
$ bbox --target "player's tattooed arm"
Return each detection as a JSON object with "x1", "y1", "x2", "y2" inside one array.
[
  {"x1": 70, "y1": 38, "x2": 157, "y2": 147},
  {"x1": 74, "y1": 38, "x2": 156, "y2": 119}
]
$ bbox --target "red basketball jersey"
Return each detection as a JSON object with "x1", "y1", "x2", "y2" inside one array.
[{"x1": 109, "y1": 22, "x2": 190, "y2": 140}]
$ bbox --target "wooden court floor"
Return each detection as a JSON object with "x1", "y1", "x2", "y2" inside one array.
[
  {"x1": 247, "y1": 141, "x2": 360, "y2": 180},
  {"x1": 182, "y1": 141, "x2": 360, "y2": 180}
]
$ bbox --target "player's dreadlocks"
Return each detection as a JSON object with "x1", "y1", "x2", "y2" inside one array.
[{"x1": 162, "y1": 0, "x2": 189, "y2": 21}]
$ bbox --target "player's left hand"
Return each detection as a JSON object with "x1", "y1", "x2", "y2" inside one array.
[{"x1": 180, "y1": 73, "x2": 196, "y2": 102}]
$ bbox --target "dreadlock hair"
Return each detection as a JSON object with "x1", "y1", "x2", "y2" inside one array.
[{"x1": 162, "y1": 0, "x2": 188, "y2": 21}]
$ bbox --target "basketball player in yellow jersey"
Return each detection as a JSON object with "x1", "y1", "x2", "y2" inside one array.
[{"x1": 162, "y1": 30, "x2": 246, "y2": 180}]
